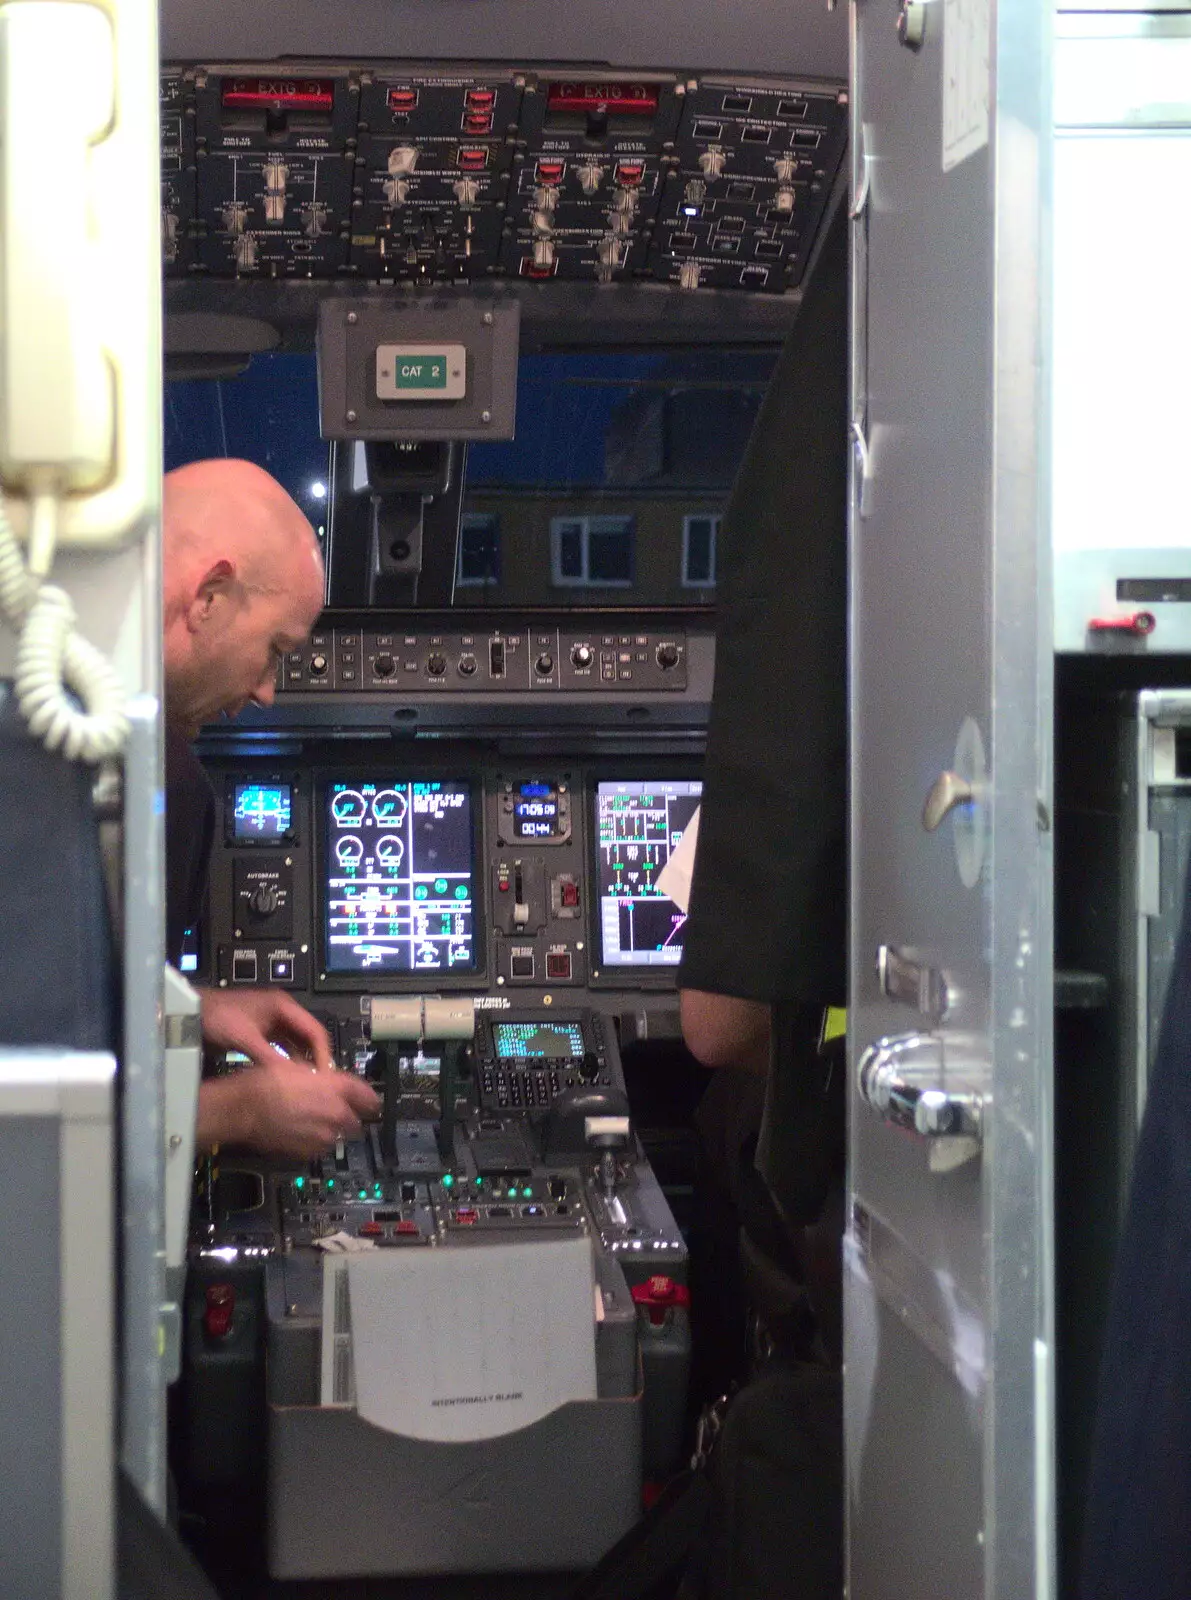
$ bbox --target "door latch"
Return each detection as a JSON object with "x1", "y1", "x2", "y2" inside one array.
[
  {"x1": 858, "y1": 1032, "x2": 982, "y2": 1143},
  {"x1": 877, "y1": 945, "x2": 949, "y2": 1020}
]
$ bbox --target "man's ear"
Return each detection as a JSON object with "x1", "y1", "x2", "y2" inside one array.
[{"x1": 186, "y1": 559, "x2": 236, "y2": 634}]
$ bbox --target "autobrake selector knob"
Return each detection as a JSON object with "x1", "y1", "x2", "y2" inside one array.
[
  {"x1": 570, "y1": 643, "x2": 594, "y2": 669},
  {"x1": 309, "y1": 653, "x2": 329, "y2": 677},
  {"x1": 655, "y1": 642, "x2": 680, "y2": 670},
  {"x1": 248, "y1": 883, "x2": 281, "y2": 917},
  {"x1": 426, "y1": 652, "x2": 448, "y2": 677}
]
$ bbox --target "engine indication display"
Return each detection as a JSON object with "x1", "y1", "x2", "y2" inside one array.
[
  {"x1": 595, "y1": 779, "x2": 702, "y2": 967},
  {"x1": 233, "y1": 782, "x2": 294, "y2": 840},
  {"x1": 324, "y1": 780, "x2": 475, "y2": 974}
]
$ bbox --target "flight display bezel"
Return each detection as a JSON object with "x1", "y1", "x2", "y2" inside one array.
[
  {"x1": 587, "y1": 769, "x2": 702, "y2": 990},
  {"x1": 223, "y1": 773, "x2": 300, "y2": 845},
  {"x1": 313, "y1": 770, "x2": 486, "y2": 992}
]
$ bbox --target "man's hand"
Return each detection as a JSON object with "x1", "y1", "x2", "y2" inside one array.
[
  {"x1": 196, "y1": 1059, "x2": 381, "y2": 1160},
  {"x1": 199, "y1": 987, "x2": 334, "y2": 1072}
]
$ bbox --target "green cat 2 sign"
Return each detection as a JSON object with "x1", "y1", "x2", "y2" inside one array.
[{"x1": 376, "y1": 343, "x2": 467, "y2": 401}]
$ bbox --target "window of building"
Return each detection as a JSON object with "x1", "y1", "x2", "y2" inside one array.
[
  {"x1": 456, "y1": 513, "x2": 500, "y2": 587},
  {"x1": 550, "y1": 516, "x2": 635, "y2": 587},
  {"x1": 682, "y1": 515, "x2": 720, "y2": 587}
]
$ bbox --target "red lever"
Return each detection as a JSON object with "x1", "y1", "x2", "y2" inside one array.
[
  {"x1": 630, "y1": 1275, "x2": 691, "y2": 1326},
  {"x1": 203, "y1": 1283, "x2": 235, "y2": 1340},
  {"x1": 1088, "y1": 612, "x2": 1156, "y2": 637}
]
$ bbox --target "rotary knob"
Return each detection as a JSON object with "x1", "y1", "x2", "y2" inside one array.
[
  {"x1": 698, "y1": 146, "x2": 727, "y2": 180},
  {"x1": 374, "y1": 653, "x2": 396, "y2": 677},
  {"x1": 426, "y1": 652, "x2": 448, "y2": 677},
  {"x1": 535, "y1": 652, "x2": 554, "y2": 676},
  {"x1": 309, "y1": 653, "x2": 329, "y2": 677},
  {"x1": 570, "y1": 643, "x2": 595, "y2": 670},
  {"x1": 655, "y1": 642, "x2": 680, "y2": 670},
  {"x1": 387, "y1": 145, "x2": 418, "y2": 176},
  {"x1": 248, "y1": 883, "x2": 281, "y2": 917}
]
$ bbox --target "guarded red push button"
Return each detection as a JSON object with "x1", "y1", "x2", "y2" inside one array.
[
  {"x1": 204, "y1": 1283, "x2": 235, "y2": 1340},
  {"x1": 630, "y1": 1275, "x2": 691, "y2": 1326}
]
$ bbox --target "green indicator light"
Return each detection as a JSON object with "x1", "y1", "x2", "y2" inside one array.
[
  {"x1": 435, "y1": 878, "x2": 448, "y2": 894},
  {"x1": 522, "y1": 1186, "x2": 533, "y2": 1199},
  {"x1": 442, "y1": 1174, "x2": 454, "y2": 1188},
  {"x1": 358, "y1": 1189, "x2": 367, "y2": 1200},
  {"x1": 474, "y1": 1177, "x2": 483, "y2": 1188},
  {"x1": 374, "y1": 1184, "x2": 382, "y2": 1196},
  {"x1": 455, "y1": 885, "x2": 468, "y2": 900},
  {"x1": 415, "y1": 885, "x2": 428, "y2": 900},
  {"x1": 294, "y1": 1176, "x2": 305, "y2": 1189},
  {"x1": 326, "y1": 1179, "x2": 335, "y2": 1189}
]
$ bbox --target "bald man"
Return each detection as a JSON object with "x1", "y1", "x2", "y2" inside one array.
[{"x1": 163, "y1": 459, "x2": 379, "y2": 1157}]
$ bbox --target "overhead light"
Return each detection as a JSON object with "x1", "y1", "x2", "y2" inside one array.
[{"x1": 310, "y1": 481, "x2": 327, "y2": 500}]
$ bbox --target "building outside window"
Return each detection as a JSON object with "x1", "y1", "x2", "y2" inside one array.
[
  {"x1": 550, "y1": 516, "x2": 635, "y2": 587},
  {"x1": 456, "y1": 513, "x2": 501, "y2": 587},
  {"x1": 681, "y1": 514, "x2": 719, "y2": 588}
]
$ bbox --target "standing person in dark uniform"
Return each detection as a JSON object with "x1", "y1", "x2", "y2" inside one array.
[
  {"x1": 162, "y1": 459, "x2": 379, "y2": 1157},
  {"x1": 680, "y1": 196, "x2": 848, "y2": 1336},
  {"x1": 675, "y1": 204, "x2": 848, "y2": 1599}
]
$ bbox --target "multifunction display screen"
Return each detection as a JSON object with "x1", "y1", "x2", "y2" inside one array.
[
  {"x1": 513, "y1": 782, "x2": 560, "y2": 840},
  {"x1": 493, "y1": 1021, "x2": 586, "y2": 1059},
  {"x1": 595, "y1": 779, "x2": 702, "y2": 967},
  {"x1": 324, "y1": 780, "x2": 475, "y2": 974},
  {"x1": 233, "y1": 782, "x2": 293, "y2": 840}
]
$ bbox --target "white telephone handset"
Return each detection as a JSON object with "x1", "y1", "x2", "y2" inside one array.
[{"x1": 0, "y1": 0, "x2": 116, "y2": 500}]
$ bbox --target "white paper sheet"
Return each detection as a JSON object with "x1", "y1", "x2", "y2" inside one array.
[
  {"x1": 342, "y1": 1235, "x2": 598, "y2": 1442},
  {"x1": 655, "y1": 803, "x2": 700, "y2": 914}
]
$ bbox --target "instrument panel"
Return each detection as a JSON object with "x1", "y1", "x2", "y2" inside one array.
[
  {"x1": 199, "y1": 754, "x2": 702, "y2": 1017},
  {"x1": 160, "y1": 62, "x2": 847, "y2": 293}
]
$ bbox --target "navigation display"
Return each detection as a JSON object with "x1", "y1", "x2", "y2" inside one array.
[
  {"x1": 595, "y1": 779, "x2": 702, "y2": 967},
  {"x1": 233, "y1": 782, "x2": 293, "y2": 840},
  {"x1": 324, "y1": 780, "x2": 476, "y2": 974}
]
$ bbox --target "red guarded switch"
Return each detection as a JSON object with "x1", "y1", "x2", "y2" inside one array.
[
  {"x1": 203, "y1": 1283, "x2": 235, "y2": 1340},
  {"x1": 630, "y1": 1275, "x2": 691, "y2": 1326}
]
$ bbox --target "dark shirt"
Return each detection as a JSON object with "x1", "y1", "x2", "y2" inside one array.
[
  {"x1": 679, "y1": 204, "x2": 848, "y2": 1015},
  {"x1": 679, "y1": 203, "x2": 849, "y2": 1232},
  {"x1": 165, "y1": 724, "x2": 215, "y2": 969}
]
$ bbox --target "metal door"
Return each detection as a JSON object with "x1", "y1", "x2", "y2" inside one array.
[{"x1": 846, "y1": 2, "x2": 1054, "y2": 1597}]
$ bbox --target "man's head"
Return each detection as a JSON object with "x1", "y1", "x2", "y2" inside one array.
[{"x1": 162, "y1": 459, "x2": 324, "y2": 737}]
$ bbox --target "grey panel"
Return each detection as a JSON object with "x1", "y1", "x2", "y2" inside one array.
[
  {"x1": 318, "y1": 296, "x2": 520, "y2": 441},
  {"x1": 160, "y1": 0, "x2": 849, "y2": 82},
  {"x1": 848, "y1": 0, "x2": 1053, "y2": 1595},
  {"x1": 267, "y1": 1395, "x2": 642, "y2": 1578},
  {"x1": 0, "y1": 1116, "x2": 61, "y2": 1597}
]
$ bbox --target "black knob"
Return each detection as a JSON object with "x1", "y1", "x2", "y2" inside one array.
[
  {"x1": 579, "y1": 1051, "x2": 600, "y2": 1081},
  {"x1": 570, "y1": 643, "x2": 594, "y2": 669},
  {"x1": 309, "y1": 653, "x2": 329, "y2": 677},
  {"x1": 374, "y1": 653, "x2": 396, "y2": 677},
  {"x1": 535, "y1": 652, "x2": 554, "y2": 676},
  {"x1": 458, "y1": 654, "x2": 478, "y2": 677},
  {"x1": 248, "y1": 883, "x2": 281, "y2": 917},
  {"x1": 426, "y1": 652, "x2": 448, "y2": 676},
  {"x1": 655, "y1": 642, "x2": 680, "y2": 670}
]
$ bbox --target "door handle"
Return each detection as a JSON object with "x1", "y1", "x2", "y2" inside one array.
[
  {"x1": 858, "y1": 1033, "x2": 983, "y2": 1142},
  {"x1": 922, "y1": 770, "x2": 974, "y2": 832}
]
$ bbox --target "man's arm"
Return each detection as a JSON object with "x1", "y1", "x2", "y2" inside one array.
[
  {"x1": 680, "y1": 988, "x2": 771, "y2": 1075},
  {"x1": 194, "y1": 987, "x2": 380, "y2": 1158},
  {"x1": 195, "y1": 1060, "x2": 379, "y2": 1159}
]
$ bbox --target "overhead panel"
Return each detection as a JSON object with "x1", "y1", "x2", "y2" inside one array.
[{"x1": 160, "y1": 62, "x2": 847, "y2": 296}]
